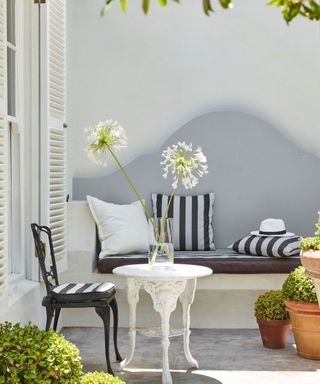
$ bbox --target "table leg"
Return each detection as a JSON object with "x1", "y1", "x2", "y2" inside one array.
[
  {"x1": 121, "y1": 278, "x2": 141, "y2": 369},
  {"x1": 143, "y1": 280, "x2": 186, "y2": 384},
  {"x1": 179, "y1": 278, "x2": 199, "y2": 368}
]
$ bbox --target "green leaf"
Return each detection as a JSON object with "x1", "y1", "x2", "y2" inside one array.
[
  {"x1": 266, "y1": 0, "x2": 279, "y2": 6},
  {"x1": 100, "y1": 0, "x2": 114, "y2": 16},
  {"x1": 203, "y1": 0, "x2": 214, "y2": 16},
  {"x1": 120, "y1": 0, "x2": 126, "y2": 12},
  {"x1": 158, "y1": 0, "x2": 167, "y2": 5},
  {"x1": 219, "y1": 0, "x2": 232, "y2": 9},
  {"x1": 143, "y1": 0, "x2": 150, "y2": 14}
]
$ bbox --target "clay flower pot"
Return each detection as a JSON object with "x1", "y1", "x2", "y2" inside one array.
[
  {"x1": 284, "y1": 300, "x2": 320, "y2": 359},
  {"x1": 300, "y1": 250, "x2": 320, "y2": 307},
  {"x1": 301, "y1": 250, "x2": 320, "y2": 279},
  {"x1": 257, "y1": 318, "x2": 291, "y2": 349}
]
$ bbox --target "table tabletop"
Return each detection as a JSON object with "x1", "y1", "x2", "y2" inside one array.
[{"x1": 113, "y1": 263, "x2": 212, "y2": 280}]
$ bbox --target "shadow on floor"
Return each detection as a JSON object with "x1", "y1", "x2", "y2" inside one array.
[{"x1": 62, "y1": 327, "x2": 320, "y2": 383}]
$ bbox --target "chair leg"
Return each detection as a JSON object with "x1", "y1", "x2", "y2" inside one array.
[
  {"x1": 95, "y1": 306, "x2": 113, "y2": 375},
  {"x1": 110, "y1": 298, "x2": 122, "y2": 362},
  {"x1": 53, "y1": 308, "x2": 61, "y2": 331},
  {"x1": 45, "y1": 306, "x2": 54, "y2": 331}
]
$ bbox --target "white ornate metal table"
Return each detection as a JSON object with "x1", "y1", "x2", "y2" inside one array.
[{"x1": 113, "y1": 263, "x2": 212, "y2": 384}]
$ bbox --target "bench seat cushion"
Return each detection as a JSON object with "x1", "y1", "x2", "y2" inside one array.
[{"x1": 97, "y1": 248, "x2": 301, "y2": 274}]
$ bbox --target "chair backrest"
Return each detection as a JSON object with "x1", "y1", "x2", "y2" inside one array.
[{"x1": 30, "y1": 223, "x2": 59, "y2": 294}]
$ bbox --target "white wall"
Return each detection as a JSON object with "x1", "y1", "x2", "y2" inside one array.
[
  {"x1": 0, "y1": 282, "x2": 47, "y2": 328},
  {"x1": 66, "y1": 0, "x2": 320, "y2": 192}
]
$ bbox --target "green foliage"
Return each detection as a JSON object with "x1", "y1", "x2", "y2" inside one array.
[
  {"x1": 300, "y1": 211, "x2": 320, "y2": 250},
  {"x1": 300, "y1": 236, "x2": 320, "y2": 251},
  {"x1": 315, "y1": 211, "x2": 320, "y2": 237},
  {"x1": 101, "y1": 0, "x2": 232, "y2": 17},
  {"x1": 254, "y1": 290, "x2": 289, "y2": 320},
  {"x1": 81, "y1": 371, "x2": 126, "y2": 384},
  {"x1": 266, "y1": 0, "x2": 320, "y2": 23},
  {"x1": 282, "y1": 266, "x2": 318, "y2": 303},
  {"x1": 100, "y1": 0, "x2": 320, "y2": 22},
  {"x1": 0, "y1": 322, "x2": 83, "y2": 384}
]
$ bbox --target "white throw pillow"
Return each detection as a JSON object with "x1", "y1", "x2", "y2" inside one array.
[{"x1": 87, "y1": 195, "x2": 149, "y2": 258}]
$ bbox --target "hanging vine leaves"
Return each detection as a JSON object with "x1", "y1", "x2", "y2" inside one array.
[
  {"x1": 101, "y1": 0, "x2": 320, "y2": 22},
  {"x1": 266, "y1": 0, "x2": 320, "y2": 23}
]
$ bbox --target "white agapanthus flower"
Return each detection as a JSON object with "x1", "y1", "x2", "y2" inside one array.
[
  {"x1": 85, "y1": 119, "x2": 128, "y2": 166},
  {"x1": 161, "y1": 141, "x2": 208, "y2": 189}
]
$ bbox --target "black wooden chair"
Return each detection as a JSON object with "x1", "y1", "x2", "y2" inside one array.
[{"x1": 31, "y1": 223, "x2": 122, "y2": 375}]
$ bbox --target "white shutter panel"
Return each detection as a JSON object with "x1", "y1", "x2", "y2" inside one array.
[
  {"x1": 0, "y1": 115, "x2": 7, "y2": 296},
  {"x1": 0, "y1": 0, "x2": 7, "y2": 296},
  {"x1": 48, "y1": 0, "x2": 65, "y2": 117},
  {"x1": 49, "y1": 127, "x2": 66, "y2": 262},
  {"x1": 41, "y1": 0, "x2": 67, "y2": 269},
  {"x1": 0, "y1": 0, "x2": 4, "y2": 97}
]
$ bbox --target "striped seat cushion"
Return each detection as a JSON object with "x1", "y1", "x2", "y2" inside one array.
[
  {"x1": 230, "y1": 235, "x2": 300, "y2": 258},
  {"x1": 152, "y1": 193, "x2": 215, "y2": 251},
  {"x1": 51, "y1": 282, "x2": 115, "y2": 302}
]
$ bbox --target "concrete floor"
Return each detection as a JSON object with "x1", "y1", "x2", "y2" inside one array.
[{"x1": 62, "y1": 327, "x2": 320, "y2": 384}]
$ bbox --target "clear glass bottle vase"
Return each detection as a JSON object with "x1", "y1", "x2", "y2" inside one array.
[{"x1": 148, "y1": 218, "x2": 174, "y2": 265}]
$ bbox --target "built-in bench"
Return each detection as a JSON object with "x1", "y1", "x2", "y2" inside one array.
[{"x1": 64, "y1": 201, "x2": 302, "y2": 329}]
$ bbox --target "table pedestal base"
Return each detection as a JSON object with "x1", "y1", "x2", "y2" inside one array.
[{"x1": 121, "y1": 278, "x2": 199, "y2": 384}]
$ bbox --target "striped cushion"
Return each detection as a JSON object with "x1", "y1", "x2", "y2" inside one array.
[
  {"x1": 231, "y1": 235, "x2": 300, "y2": 258},
  {"x1": 151, "y1": 193, "x2": 215, "y2": 251},
  {"x1": 52, "y1": 282, "x2": 115, "y2": 295}
]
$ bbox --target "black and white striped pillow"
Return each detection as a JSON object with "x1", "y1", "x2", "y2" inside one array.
[
  {"x1": 151, "y1": 193, "x2": 215, "y2": 251},
  {"x1": 231, "y1": 235, "x2": 300, "y2": 258}
]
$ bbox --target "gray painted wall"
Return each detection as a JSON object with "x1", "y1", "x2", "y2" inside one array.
[{"x1": 73, "y1": 111, "x2": 320, "y2": 248}]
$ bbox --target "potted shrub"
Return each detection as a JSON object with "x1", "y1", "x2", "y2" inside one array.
[
  {"x1": 254, "y1": 290, "x2": 290, "y2": 349},
  {"x1": 300, "y1": 211, "x2": 320, "y2": 302},
  {"x1": 0, "y1": 322, "x2": 83, "y2": 383},
  {"x1": 282, "y1": 266, "x2": 320, "y2": 359},
  {"x1": 81, "y1": 371, "x2": 126, "y2": 383}
]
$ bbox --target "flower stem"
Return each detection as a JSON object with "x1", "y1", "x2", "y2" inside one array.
[
  {"x1": 106, "y1": 144, "x2": 158, "y2": 236},
  {"x1": 160, "y1": 188, "x2": 176, "y2": 241},
  {"x1": 157, "y1": 187, "x2": 176, "y2": 262}
]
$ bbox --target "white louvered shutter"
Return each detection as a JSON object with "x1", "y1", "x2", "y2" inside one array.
[
  {"x1": 0, "y1": 0, "x2": 7, "y2": 297},
  {"x1": 41, "y1": 0, "x2": 67, "y2": 271}
]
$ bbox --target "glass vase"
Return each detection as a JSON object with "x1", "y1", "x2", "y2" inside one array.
[{"x1": 148, "y1": 218, "x2": 174, "y2": 265}]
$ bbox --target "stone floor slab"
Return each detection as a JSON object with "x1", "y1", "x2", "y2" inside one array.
[{"x1": 62, "y1": 328, "x2": 320, "y2": 384}]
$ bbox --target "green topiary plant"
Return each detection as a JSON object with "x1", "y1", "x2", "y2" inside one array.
[
  {"x1": 282, "y1": 266, "x2": 318, "y2": 303},
  {"x1": 0, "y1": 322, "x2": 83, "y2": 384},
  {"x1": 300, "y1": 211, "x2": 320, "y2": 251},
  {"x1": 81, "y1": 371, "x2": 126, "y2": 384},
  {"x1": 254, "y1": 290, "x2": 289, "y2": 320}
]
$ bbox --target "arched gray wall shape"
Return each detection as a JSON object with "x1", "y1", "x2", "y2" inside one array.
[{"x1": 73, "y1": 111, "x2": 320, "y2": 248}]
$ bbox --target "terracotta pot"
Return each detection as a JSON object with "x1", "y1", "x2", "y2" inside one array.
[
  {"x1": 257, "y1": 318, "x2": 291, "y2": 349},
  {"x1": 284, "y1": 300, "x2": 320, "y2": 359},
  {"x1": 300, "y1": 250, "x2": 320, "y2": 278}
]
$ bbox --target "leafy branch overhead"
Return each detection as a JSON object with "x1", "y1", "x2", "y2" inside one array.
[{"x1": 101, "y1": 0, "x2": 320, "y2": 23}]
